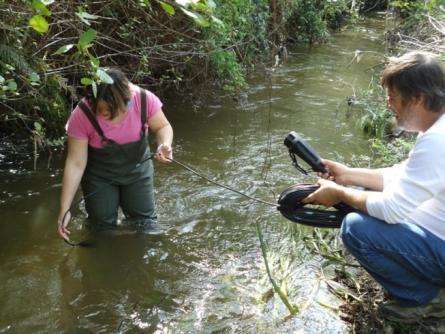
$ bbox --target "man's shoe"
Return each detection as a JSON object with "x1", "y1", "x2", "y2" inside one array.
[{"x1": 378, "y1": 289, "x2": 445, "y2": 323}]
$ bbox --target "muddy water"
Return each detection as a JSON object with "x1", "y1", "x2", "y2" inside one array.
[{"x1": 0, "y1": 16, "x2": 386, "y2": 333}]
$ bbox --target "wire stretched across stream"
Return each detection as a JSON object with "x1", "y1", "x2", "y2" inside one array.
[
  {"x1": 169, "y1": 157, "x2": 355, "y2": 227},
  {"x1": 62, "y1": 155, "x2": 355, "y2": 247}
]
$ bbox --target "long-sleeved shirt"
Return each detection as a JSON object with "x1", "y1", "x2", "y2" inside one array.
[{"x1": 366, "y1": 114, "x2": 445, "y2": 241}]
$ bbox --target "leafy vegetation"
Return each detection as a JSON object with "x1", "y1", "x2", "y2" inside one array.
[
  {"x1": 370, "y1": 136, "x2": 415, "y2": 166},
  {"x1": 0, "y1": 0, "x2": 357, "y2": 143},
  {"x1": 354, "y1": 74, "x2": 395, "y2": 140}
]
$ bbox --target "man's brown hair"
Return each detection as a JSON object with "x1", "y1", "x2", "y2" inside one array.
[{"x1": 382, "y1": 51, "x2": 445, "y2": 112}]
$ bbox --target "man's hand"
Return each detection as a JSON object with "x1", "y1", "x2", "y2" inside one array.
[
  {"x1": 318, "y1": 159, "x2": 351, "y2": 185},
  {"x1": 303, "y1": 178, "x2": 344, "y2": 207}
]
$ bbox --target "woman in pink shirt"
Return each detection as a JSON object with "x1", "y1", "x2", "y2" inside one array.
[{"x1": 57, "y1": 68, "x2": 173, "y2": 240}]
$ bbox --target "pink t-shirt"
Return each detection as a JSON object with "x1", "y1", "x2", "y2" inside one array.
[{"x1": 66, "y1": 84, "x2": 162, "y2": 148}]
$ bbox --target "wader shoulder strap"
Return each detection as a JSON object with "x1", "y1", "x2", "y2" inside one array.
[
  {"x1": 78, "y1": 100, "x2": 108, "y2": 141},
  {"x1": 140, "y1": 89, "x2": 147, "y2": 127}
]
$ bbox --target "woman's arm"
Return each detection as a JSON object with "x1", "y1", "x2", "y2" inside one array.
[
  {"x1": 147, "y1": 109, "x2": 173, "y2": 162},
  {"x1": 57, "y1": 137, "x2": 88, "y2": 240}
]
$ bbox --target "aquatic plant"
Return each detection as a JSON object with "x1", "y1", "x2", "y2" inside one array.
[{"x1": 256, "y1": 220, "x2": 299, "y2": 315}]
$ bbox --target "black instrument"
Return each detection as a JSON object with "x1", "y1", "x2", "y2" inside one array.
[
  {"x1": 278, "y1": 131, "x2": 355, "y2": 228},
  {"x1": 284, "y1": 131, "x2": 327, "y2": 174}
]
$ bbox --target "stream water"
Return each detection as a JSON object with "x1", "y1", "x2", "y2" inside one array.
[{"x1": 0, "y1": 16, "x2": 387, "y2": 333}]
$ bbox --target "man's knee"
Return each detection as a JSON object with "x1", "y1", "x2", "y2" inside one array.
[
  {"x1": 341, "y1": 212, "x2": 391, "y2": 251},
  {"x1": 341, "y1": 212, "x2": 383, "y2": 250},
  {"x1": 341, "y1": 212, "x2": 364, "y2": 249}
]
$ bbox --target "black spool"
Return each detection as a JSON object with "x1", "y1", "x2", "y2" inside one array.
[{"x1": 277, "y1": 183, "x2": 355, "y2": 228}]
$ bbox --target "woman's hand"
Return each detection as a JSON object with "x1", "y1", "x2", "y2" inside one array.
[
  {"x1": 303, "y1": 179, "x2": 343, "y2": 207},
  {"x1": 318, "y1": 159, "x2": 351, "y2": 185},
  {"x1": 155, "y1": 143, "x2": 173, "y2": 163},
  {"x1": 147, "y1": 109, "x2": 173, "y2": 163},
  {"x1": 57, "y1": 210, "x2": 71, "y2": 241}
]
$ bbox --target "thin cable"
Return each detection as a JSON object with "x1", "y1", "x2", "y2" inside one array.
[
  {"x1": 167, "y1": 157, "x2": 277, "y2": 207},
  {"x1": 63, "y1": 154, "x2": 350, "y2": 248},
  {"x1": 168, "y1": 157, "x2": 353, "y2": 228}
]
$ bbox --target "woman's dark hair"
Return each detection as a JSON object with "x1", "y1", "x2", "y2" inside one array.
[
  {"x1": 381, "y1": 51, "x2": 445, "y2": 112},
  {"x1": 86, "y1": 68, "x2": 131, "y2": 119}
]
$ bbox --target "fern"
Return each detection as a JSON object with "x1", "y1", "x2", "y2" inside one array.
[{"x1": 0, "y1": 44, "x2": 33, "y2": 75}]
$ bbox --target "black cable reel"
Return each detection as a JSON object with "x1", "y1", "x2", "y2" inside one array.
[{"x1": 277, "y1": 131, "x2": 355, "y2": 228}]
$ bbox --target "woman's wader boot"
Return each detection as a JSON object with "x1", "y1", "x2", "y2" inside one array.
[{"x1": 77, "y1": 90, "x2": 157, "y2": 228}]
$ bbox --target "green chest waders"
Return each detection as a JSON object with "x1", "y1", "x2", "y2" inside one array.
[{"x1": 78, "y1": 90, "x2": 157, "y2": 227}]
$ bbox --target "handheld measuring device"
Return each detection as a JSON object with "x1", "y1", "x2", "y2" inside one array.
[{"x1": 284, "y1": 131, "x2": 327, "y2": 174}]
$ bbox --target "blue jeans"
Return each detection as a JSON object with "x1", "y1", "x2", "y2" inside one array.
[{"x1": 341, "y1": 212, "x2": 445, "y2": 306}]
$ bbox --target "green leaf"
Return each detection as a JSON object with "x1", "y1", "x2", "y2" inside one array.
[
  {"x1": 0, "y1": 75, "x2": 4, "y2": 84},
  {"x1": 41, "y1": 0, "x2": 55, "y2": 5},
  {"x1": 5, "y1": 64, "x2": 15, "y2": 71},
  {"x1": 76, "y1": 11, "x2": 99, "y2": 26},
  {"x1": 53, "y1": 44, "x2": 74, "y2": 55},
  {"x1": 7, "y1": 80, "x2": 17, "y2": 91},
  {"x1": 181, "y1": 8, "x2": 198, "y2": 19},
  {"x1": 207, "y1": 0, "x2": 216, "y2": 10},
  {"x1": 79, "y1": 28, "x2": 97, "y2": 48},
  {"x1": 160, "y1": 1, "x2": 175, "y2": 15},
  {"x1": 79, "y1": 12, "x2": 99, "y2": 20},
  {"x1": 181, "y1": 8, "x2": 209, "y2": 27},
  {"x1": 92, "y1": 81, "x2": 97, "y2": 97},
  {"x1": 194, "y1": 3, "x2": 208, "y2": 11},
  {"x1": 29, "y1": 15, "x2": 49, "y2": 33},
  {"x1": 34, "y1": 121, "x2": 42, "y2": 131},
  {"x1": 193, "y1": 14, "x2": 210, "y2": 27},
  {"x1": 96, "y1": 69, "x2": 114, "y2": 84},
  {"x1": 30, "y1": 72, "x2": 40, "y2": 82},
  {"x1": 175, "y1": 0, "x2": 191, "y2": 6},
  {"x1": 81, "y1": 77, "x2": 93, "y2": 85},
  {"x1": 138, "y1": 0, "x2": 152, "y2": 8},
  {"x1": 211, "y1": 15, "x2": 224, "y2": 27},
  {"x1": 32, "y1": 0, "x2": 51, "y2": 16}
]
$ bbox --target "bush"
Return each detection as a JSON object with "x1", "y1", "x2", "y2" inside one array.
[{"x1": 0, "y1": 0, "x2": 353, "y2": 142}]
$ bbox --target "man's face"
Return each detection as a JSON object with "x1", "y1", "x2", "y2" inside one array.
[{"x1": 386, "y1": 87, "x2": 420, "y2": 131}]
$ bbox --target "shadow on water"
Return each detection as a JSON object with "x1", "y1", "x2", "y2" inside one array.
[{"x1": 0, "y1": 16, "x2": 387, "y2": 333}]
